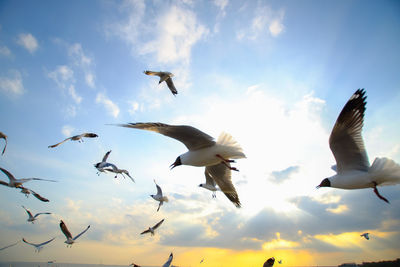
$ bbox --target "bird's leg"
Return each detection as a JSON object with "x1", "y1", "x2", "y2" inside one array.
[
  {"x1": 212, "y1": 192, "x2": 216, "y2": 199},
  {"x1": 216, "y1": 154, "x2": 235, "y2": 163},
  {"x1": 373, "y1": 182, "x2": 390, "y2": 203},
  {"x1": 216, "y1": 154, "x2": 239, "y2": 171}
]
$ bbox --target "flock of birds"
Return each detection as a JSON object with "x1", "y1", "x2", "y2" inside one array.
[{"x1": 1, "y1": 70, "x2": 400, "y2": 267}]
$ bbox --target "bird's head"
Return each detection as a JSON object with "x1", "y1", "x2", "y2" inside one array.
[
  {"x1": 94, "y1": 162, "x2": 100, "y2": 168},
  {"x1": 316, "y1": 178, "x2": 331, "y2": 188},
  {"x1": 88, "y1": 133, "x2": 98, "y2": 138},
  {"x1": 150, "y1": 194, "x2": 155, "y2": 198},
  {"x1": 170, "y1": 156, "x2": 182, "y2": 170},
  {"x1": 199, "y1": 184, "x2": 203, "y2": 187}
]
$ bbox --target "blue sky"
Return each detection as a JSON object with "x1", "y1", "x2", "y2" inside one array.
[{"x1": 1, "y1": 0, "x2": 400, "y2": 266}]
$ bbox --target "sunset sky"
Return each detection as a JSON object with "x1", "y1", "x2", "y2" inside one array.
[{"x1": 1, "y1": 1, "x2": 400, "y2": 266}]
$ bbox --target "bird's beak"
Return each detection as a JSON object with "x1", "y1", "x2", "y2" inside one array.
[
  {"x1": 316, "y1": 185, "x2": 320, "y2": 189},
  {"x1": 169, "y1": 162, "x2": 177, "y2": 170}
]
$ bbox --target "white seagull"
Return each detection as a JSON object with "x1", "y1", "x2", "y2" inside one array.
[
  {"x1": 112, "y1": 122, "x2": 246, "y2": 208},
  {"x1": 22, "y1": 205, "x2": 51, "y2": 223},
  {"x1": 0, "y1": 240, "x2": 20, "y2": 251},
  {"x1": 0, "y1": 131, "x2": 7, "y2": 155},
  {"x1": 94, "y1": 150, "x2": 118, "y2": 175},
  {"x1": 48, "y1": 132, "x2": 98, "y2": 148},
  {"x1": 22, "y1": 237, "x2": 55, "y2": 253},
  {"x1": 140, "y1": 218, "x2": 165, "y2": 236},
  {"x1": 59, "y1": 220, "x2": 91, "y2": 247},
  {"x1": 144, "y1": 70, "x2": 178, "y2": 96},
  {"x1": 162, "y1": 252, "x2": 173, "y2": 267},
  {"x1": 199, "y1": 168, "x2": 220, "y2": 198},
  {"x1": 103, "y1": 166, "x2": 135, "y2": 182},
  {"x1": 150, "y1": 179, "x2": 169, "y2": 212},
  {"x1": 19, "y1": 186, "x2": 50, "y2": 202},
  {"x1": 0, "y1": 167, "x2": 57, "y2": 189},
  {"x1": 361, "y1": 232, "x2": 370, "y2": 240},
  {"x1": 317, "y1": 89, "x2": 400, "y2": 203}
]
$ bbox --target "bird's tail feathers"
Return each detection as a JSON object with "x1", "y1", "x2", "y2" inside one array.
[
  {"x1": 162, "y1": 196, "x2": 169, "y2": 202},
  {"x1": 369, "y1": 157, "x2": 400, "y2": 186},
  {"x1": 217, "y1": 132, "x2": 246, "y2": 158}
]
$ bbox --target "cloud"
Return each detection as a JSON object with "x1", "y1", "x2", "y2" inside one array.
[
  {"x1": 269, "y1": 166, "x2": 300, "y2": 184},
  {"x1": 0, "y1": 70, "x2": 24, "y2": 96},
  {"x1": 62, "y1": 125, "x2": 74, "y2": 137},
  {"x1": 212, "y1": 0, "x2": 229, "y2": 33},
  {"x1": 0, "y1": 45, "x2": 11, "y2": 57},
  {"x1": 48, "y1": 65, "x2": 74, "y2": 89},
  {"x1": 68, "y1": 43, "x2": 95, "y2": 88},
  {"x1": 68, "y1": 85, "x2": 82, "y2": 104},
  {"x1": 16, "y1": 33, "x2": 38, "y2": 53},
  {"x1": 96, "y1": 93, "x2": 120, "y2": 118}
]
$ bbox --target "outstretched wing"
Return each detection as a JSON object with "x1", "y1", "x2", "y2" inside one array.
[
  {"x1": 140, "y1": 229, "x2": 151, "y2": 235},
  {"x1": 112, "y1": 123, "x2": 215, "y2": 150},
  {"x1": 0, "y1": 240, "x2": 19, "y2": 251},
  {"x1": 22, "y1": 205, "x2": 33, "y2": 218},
  {"x1": 154, "y1": 179, "x2": 162, "y2": 196},
  {"x1": 28, "y1": 188, "x2": 50, "y2": 202},
  {"x1": 0, "y1": 167, "x2": 16, "y2": 182},
  {"x1": 143, "y1": 70, "x2": 161, "y2": 77},
  {"x1": 73, "y1": 225, "x2": 90, "y2": 240},
  {"x1": 38, "y1": 237, "x2": 56, "y2": 246},
  {"x1": 153, "y1": 218, "x2": 165, "y2": 230},
  {"x1": 102, "y1": 150, "x2": 112, "y2": 162},
  {"x1": 165, "y1": 78, "x2": 178, "y2": 96},
  {"x1": 206, "y1": 163, "x2": 241, "y2": 208},
  {"x1": 59, "y1": 220, "x2": 73, "y2": 239},
  {"x1": 22, "y1": 238, "x2": 36, "y2": 247},
  {"x1": 162, "y1": 252, "x2": 173, "y2": 267},
  {"x1": 81, "y1": 133, "x2": 98, "y2": 138},
  {"x1": 204, "y1": 170, "x2": 216, "y2": 187},
  {"x1": 0, "y1": 132, "x2": 7, "y2": 155},
  {"x1": 48, "y1": 137, "x2": 72, "y2": 148},
  {"x1": 34, "y1": 212, "x2": 52, "y2": 219}
]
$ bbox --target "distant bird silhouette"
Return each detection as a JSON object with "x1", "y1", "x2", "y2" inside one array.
[
  {"x1": 361, "y1": 232, "x2": 370, "y2": 240},
  {"x1": 162, "y1": 252, "x2": 173, "y2": 267},
  {"x1": 144, "y1": 70, "x2": 178, "y2": 96},
  {"x1": 48, "y1": 132, "x2": 98, "y2": 148},
  {"x1": 0, "y1": 131, "x2": 7, "y2": 155},
  {"x1": 129, "y1": 263, "x2": 141, "y2": 267},
  {"x1": 140, "y1": 219, "x2": 165, "y2": 236},
  {"x1": 278, "y1": 259, "x2": 282, "y2": 264},
  {"x1": 22, "y1": 237, "x2": 55, "y2": 253},
  {"x1": 59, "y1": 220, "x2": 90, "y2": 247},
  {"x1": 263, "y1": 257, "x2": 275, "y2": 267},
  {"x1": 150, "y1": 179, "x2": 168, "y2": 212},
  {"x1": 317, "y1": 89, "x2": 400, "y2": 203},
  {"x1": 22, "y1": 205, "x2": 51, "y2": 223}
]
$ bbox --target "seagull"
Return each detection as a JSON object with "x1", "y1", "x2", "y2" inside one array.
[
  {"x1": 278, "y1": 259, "x2": 282, "y2": 264},
  {"x1": 94, "y1": 150, "x2": 118, "y2": 175},
  {"x1": 48, "y1": 132, "x2": 98, "y2": 148},
  {"x1": 19, "y1": 186, "x2": 50, "y2": 202},
  {"x1": 317, "y1": 89, "x2": 400, "y2": 203},
  {"x1": 140, "y1": 219, "x2": 165, "y2": 236},
  {"x1": 144, "y1": 71, "x2": 178, "y2": 96},
  {"x1": 0, "y1": 241, "x2": 20, "y2": 251},
  {"x1": 200, "y1": 258, "x2": 204, "y2": 263},
  {"x1": 112, "y1": 122, "x2": 246, "y2": 208},
  {"x1": 263, "y1": 257, "x2": 275, "y2": 267},
  {"x1": 129, "y1": 263, "x2": 141, "y2": 267},
  {"x1": 162, "y1": 252, "x2": 173, "y2": 267},
  {"x1": 0, "y1": 131, "x2": 7, "y2": 155},
  {"x1": 22, "y1": 205, "x2": 51, "y2": 224},
  {"x1": 199, "y1": 169, "x2": 220, "y2": 198},
  {"x1": 361, "y1": 232, "x2": 370, "y2": 240},
  {"x1": 0, "y1": 167, "x2": 57, "y2": 189},
  {"x1": 150, "y1": 179, "x2": 169, "y2": 212},
  {"x1": 22, "y1": 237, "x2": 55, "y2": 253},
  {"x1": 59, "y1": 220, "x2": 90, "y2": 247},
  {"x1": 103, "y1": 166, "x2": 135, "y2": 182}
]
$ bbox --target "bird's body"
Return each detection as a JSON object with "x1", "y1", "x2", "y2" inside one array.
[
  {"x1": 199, "y1": 169, "x2": 219, "y2": 198},
  {"x1": 317, "y1": 89, "x2": 400, "y2": 203},
  {"x1": 0, "y1": 131, "x2": 7, "y2": 155},
  {"x1": 113, "y1": 122, "x2": 245, "y2": 207},
  {"x1": 48, "y1": 133, "x2": 98, "y2": 148},
  {"x1": 94, "y1": 150, "x2": 118, "y2": 175},
  {"x1": 361, "y1": 233, "x2": 370, "y2": 240},
  {"x1": 22, "y1": 237, "x2": 55, "y2": 252},
  {"x1": 103, "y1": 167, "x2": 135, "y2": 182},
  {"x1": 144, "y1": 71, "x2": 177, "y2": 96},
  {"x1": 22, "y1": 206, "x2": 51, "y2": 223},
  {"x1": 0, "y1": 167, "x2": 57, "y2": 189},
  {"x1": 162, "y1": 252, "x2": 173, "y2": 267},
  {"x1": 140, "y1": 219, "x2": 164, "y2": 236},
  {"x1": 150, "y1": 180, "x2": 168, "y2": 212},
  {"x1": 59, "y1": 220, "x2": 90, "y2": 247}
]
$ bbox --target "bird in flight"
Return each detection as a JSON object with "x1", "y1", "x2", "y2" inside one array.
[
  {"x1": 59, "y1": 220, "x2": 91, "y2": 247},
  {"x1": 140, "y1": 219, "x2": 165, "y2": 236},
  {"x1": 144, "y1": 71, "x2": 178, "y2": 96},
  {"x1": 19, "y1": 186, "x2": 50, "y2": 202},
  {"x1": 48, "y1": 132, "x2": 98, "y2": 148},
  {"x1": 22, "y1": 237, "x2": 55, "y2": 253},
  {"x1": 0, "y1": 131, "x2": 7, "y2": 155},
  {"x1": 112, "y1": 122, "x2": 246, "y2": 208},
  {"x1": 162, "y1": 252, "x2": 173, "y2": 267},
  {"x1": 94, "y1": 150, "x2": 117, "y2": 175},
  {"x1": 199, "y1": 168, "x2": 220, "y2": 198},
  {"x1": 103, "y1": 166, "x2": 135, "y2": 182},
  {"x1": 361, "y1": 232, "x2": 370, "y2": 240},
  {"x1": 22, "y1": 205, "x2": 51, "y2": 223},
  {"x1": 317, "y1": 89, "x2": 400, "y2": 203},
  {"x1": 150, "y1": 179, "x2": 169, "y2": 212},
  {"x1": 0, "y1": 167, "x2": 57, "y2": 189}
]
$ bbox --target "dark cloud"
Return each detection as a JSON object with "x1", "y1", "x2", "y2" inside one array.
[{"x1": 269, "y1": 166, "x2": 300, "y2": 183}]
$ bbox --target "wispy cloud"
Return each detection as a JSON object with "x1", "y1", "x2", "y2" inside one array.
[
  {"x1": 68, "y1": 43, "x2": 95, "y2": 88},
  {"x1": 0, "y1": 70, "x2": 24, "y2": 96},
  {"x1": 62, "y1": 125, "x2": 75, "y2": 137},
  {"x1": 68, "y1": 85, "x2": 82, "y2": 104},
  {"x1": 48, "y1": 65, "x2": 74, "y2": 89},
  {"x1": 17, "y1": 33, "x2": 38, "y2": 53},
  {"x1": 269, "y1": 166, "x2": 300, "y2": 184},
  {"x1": 212, "y1": 0, "x2": 229, "y2": 33},
  {"x1": 0, "y1": 45, "x2": 12, "y2": 57},
  {"x1": 96, "y1": 93, "x2": 120, "y2": 118}
]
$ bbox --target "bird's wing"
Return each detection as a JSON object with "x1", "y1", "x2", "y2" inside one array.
[
  {"x1": 0, "y1": 132, "x2": 7, "y2": 155},
  {"x1": 329, "y1": 89, "x2": 369, "y2": 173},
  {"x1": 102, "y1": 150, "x2": 112, "y2": 162},
  {"x1": 59, "y1": 220, "x2": 73, "y2": 239},
  {"x1": 157, "y1": 201, "x2": 162, "y2": 212},
  {"x1": 18, "y1": 177, "x2": 57, "y2": 183},
  {"x1": 165, "y1": 78, "x2": 178, "y2": 96},
  {"x1": 143, "y1": 70, "x2": 161, "y2": 77},
  {"x1": 0, "y1": 167, "x2": 16, "y2": 182},
  {"x1": 204, "y1": 169, "x2": 217, "y2": 187},
  {"x1": 154, "y1": 180, "x2": 163, "y2": 195},
  {"x1": 22, "y1": 206, "x2": 33, "y2": 218},
  {"x1": 0, "y1": 240, "x2": 19, "y2": 251},
  {"x1": 124, "y1": 170, "x2": 135, "y2": 183},
  {"x1": 140, "y1": 229, "x2": 150, "y2": 235},
  {"x1": 153, "y1": 218, "x2": 165, "y2": 230},
  {"x1": 162, "y1": 253, "x2": 173, "y2": 267},
  {"x1": 34, "y1": 212, "x2": 52, "y2": 219},
  {"x1": 73, "y1": 225, "x2": 90, "y2": 240},
  {"x1": 22, "y1": 238, "x2": 36, "y2": 247},
  {"x1": 38, "y1": 237, "x2": 56, "y2": 246},
  {"x1": 81, "y1": 133, "x2": 98, "y2": 138},
  {"x1": 0, "y1": 180, "x2": 9, "y2": 186},
  {"x1": 206, "y1": 163, "x2": 241, "y2": 208},
  {"x1": 48, "y1": 137, "x2": 71, "y2": 148},
  {"x1": 28, "y1": 188, "x2": 50, "y2": 202},
  {"x1": 113, "y1": 123, "x2": 216, "y2": 150}
]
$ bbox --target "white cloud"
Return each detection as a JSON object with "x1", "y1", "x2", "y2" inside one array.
[
  {"x1": 17, "y1": 33, "x2": 38, "y2": 53},
  {"x1": 0, "y1": 46, "x2": 11, "y2": 57},
  {"x1": 85, "y1": 73, "x2": 95, "y2": 88},
  {"x1": 48, "y1": 65, "x2": 74, "y2": 89},
  {"x1": 68, "y1": 85, "x2": 82, "y2": 104},
  {"x1": 62, "y1": 125, "x2": 75, "y2": 137},
  {"x1": 269, "y1": 18, "x2": 285, "y2": 37},
  {"x1": 213, "y1": 0, "x2": 229, "y2": 33},
  {"x1": 0, "y1": 70, "x2": 24, "y2": 96},
  {"x1": 96, "y1": 93, "x2": 120, "y2": 118},
  {"x1": 128, "y1": 101, "x2": 141, "y2": 116},
  {"x1": 69, "y1": 43, "x2": 95, "y2": 88}
]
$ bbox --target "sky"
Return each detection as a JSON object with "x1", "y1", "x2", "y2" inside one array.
[{"x1": 0, "y1": 0, "x2": 400, "y2": 266}]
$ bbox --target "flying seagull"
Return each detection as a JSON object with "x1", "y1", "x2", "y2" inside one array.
[
  {"x1": 140, "y1": 218, "x2": 165, "y2": 236},
  {"x1": 22, "y1": 205, "x2": 51, "y2": 224},
  {"x1": 19, "y1": 186, "x2": 50, "y2": 202},
  {"x1": 200, "y1": 258, "x2": 204, "y2": 264},
  {"x1": 59, "y1": 220, "x2": 91, "y2": 247},
  {"x1": 94, "y1": 150, "x2": 118, "y2": 175},
  {"x1": 361, "y1": 232, "x2": 370, "y2": 240},
  {"x1": 162, "y1": 252, "x2": 173, "y2": 267},
  {"x1": 199, "y1": 168, "x2": 220, "y2": 198},
  {"x1": 150, "y1": 179, "x2": 169, "y2": 212},
  {"x1": 103, "y1": 166, "x2": 135, "y2": 182},
  {"x1": 0, "y1": 167, "x2": 57, "y2": 189},
  {"x1": 263, "y1": 257, "x2": 275, "y2": 267},
  {"x1": 129, "y1": 263, "x2": 141, "y2": 267},
  {"x1": 0, "y1": 131, "x2": 7, "y2": 155},
  {"x1": 48, "y1": 132, "x2": 98, "y2": 148},
  {"x1": 22, "y1": 237, "x2": 55, "y2": 253},
  {"x1": 0, "y1": 241, "x2": 20, "y2": 251},
  {"x1": 317, "y1": 89, "x2": 400, "y2": 203},
  {"x1": 144, "y1": 71, "x2": 178, "y2": 96},
  {"x1": 112, "y1": 122, "x2": 246, "y2": 208},
  {"x1": 278, "y1": 260, "x2": 282, "y2": 264}
]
